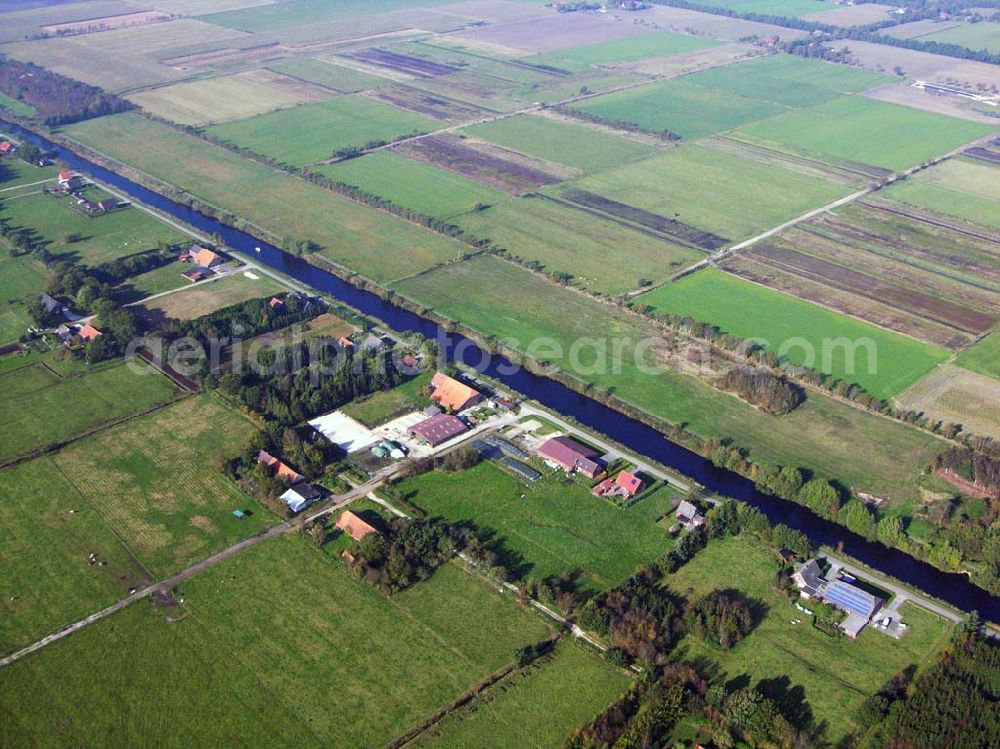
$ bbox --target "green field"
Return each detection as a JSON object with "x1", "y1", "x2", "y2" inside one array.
[
  {"x1": 397, "y1": 461, "x2": 675, "y2": 595},
  {"x1": 314, "y1": 151, "x2": 508, "y2": 220},
  {"x1": 269, "y1": 56, "x2": 390, "y2": 92},
  {"x1": 568, "y1": 143, "x2": 849, "y2": 243},
  {"x1": 679, "y1": 54, "x2": 891, "y2": 108},
  {"x1": 665, "y1": 536, "x2": 953, "y2": 742},
  {"x1": 138, "y1": 272, "x2": 286, "y2": 322},
  {"x1": 391, "y1": 254, "x2": 942, "y2": 504},
  {"x1": 49, "y1": 395, "x2": 267, "y2": 575},
  {"x1": 0, "y1": 91, "x2": 34, "y2": 117},
  {"x1": 917, "y1": 21, "x2": 1000, "y2": 54},
  {"x1": 733, "y1": 96, "x2": 997, "y2": 172},
  {"x1": 571, "y1": 78, "x2": 779, "y2": 140},
  {"x1": 63, "y1": 114, "x2": 465, "y2": 283},
  {"x1": 453, "y1": 195, "x2": 702, "y2": 295},
  {"x1": 636, "y1": 268, "x2": 949, "y2": 398},
  {"x1": 463, "y1": 114, "x2": 656, "y2": 172},
  {"x1": 204, "y1": 0, "x2": 455, "y2": 31},
  {"x1": 0, "y1": 456, "x2": 153, "y2": 655},
  {"x1": 206, "y1": 96, "x2": 437, "y2": 167},
  {"x1": 110, "y1": 260, "x2": 191, "y2": 304},
  {"x1": 342, "y1": 369, "x2": 433, "y2": 426},
  {"x1": 0, "y1": 360, "x2": 179, "y2": 463},
  {"x1": 956, "y1": 330, "x2": 1000, "y2": 380},
  {"x1": 414, "y1": 640, "x2": 631, "y2": 749},
  {"x1": 0, "y1": 535, "x2": 552, "y2": 748},
  {"x1": 884, "y1": 157, "x2": 1000, "y2": 230},
  {"x1": 528, "y1": 31, "x2": 719, "y2": 66},
  {"x1": 693, "y1": 0, "x2": 842, "y2": 16},
  {"x1": 0, "y1": 191, "x2": 186, "y2": 266},
  {"x1": 0, "y1": 254, "x2": 46, "y2": 344},
  {"x1": 0, "y1": 158, "x2": 58, "y2": 193}
]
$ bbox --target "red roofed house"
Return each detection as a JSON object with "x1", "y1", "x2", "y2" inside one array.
[
  {"x1": 77, "y1": 323, "x2": 102, "y2": 342},
  {"x1": 268, "y1": 296, "x2": 284, "y2": 309},
  {"x1": 256, "y1": 450, "x2": 304, "y2": 484},
  {"x1": 538, "y1": 436, "x2": 602, "y2": 479},
  {"x1": 336, "y1": 509, "x2": 379, "y2": 542},
  {"x1": 408, "y1": 412, "x2": 468, "y2": 447},
  {"x1": 337, "y1": 336, "x2": 354, "y2": 349},
  {"x1": 190, "y1": 245, "x2": 224, "y2": 268},
  {"x1": 0, "y1": 142, "x2": 12, "y2": 155},
  {"x1": 429, "y1": 372, "x2": 483, "y2": 412},
  {"x1": 615, "y1": 471, "x2": 644, "y2": 498},
  {"x1": 58, "y1": 170, "x2": 76, "y2": 184}
]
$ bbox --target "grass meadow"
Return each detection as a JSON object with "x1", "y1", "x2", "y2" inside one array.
[
  {"x1": 342, "y1": 369, "x2": 433, "y2": 426},
  {"x1": 0, "y1": 360, "x2": 179, "y2": 463},
  {"x1": 884, "y1": 157, "x2": 1000, "y2": 229},
  {"x1": 110, "y1": 259, "x2": 191, "y2": 304},
  {"x1": 315, "y1": 151, "x2": 508, "y2": 220},
  {"x1": 956, "y1": 330, "x2": 1000, "y2": 380},
  {"x1": 396, "y1": 461, "x2": 676, "y2": 595},
  {"x1": 0, "y1": 535, "x2": 553, "y2": 748},
  {"x1": 568, "y1": 143, "x2": 849, "y2": 243},
  {"x1": 694, "y1": 0, "x2": 847, "y2": 15},
  {"x1": 733, "y1": 96, "x2": 997, "y2": 172},
  {"x1": 204, "y1": 0, "x2": 453, "y2": 31},
  {"x1": 63, "y1": 114, "x2": 465, "y2": 282},
  {"x1": 664, "y1": 536, "x2": 953, "y2": 743},
  {"x1": 413, "y1": 640, "x2": 631, "y2": 748},
  {"x1": 635, "y1": 268, "x2": 950, "y2": 398},
  {"x1": 0, "y1": 91, "x2": 34, "y2": 117},
  {"x1": 0, "y1": 254, "x2": 45, "y2": 344},
  {"x1": 454, "y1": 195, "x2": 701, "y2": 295},
  {"x1": 529, "y1": 31, "x2": 719, "y2": 66},
  {"x1": 391, "y1": 254, "x2": 943, "y2": 504},
  {"x1": 0, "y1": 456, "x2": 153, "y2": 655},
  {"x1": 463, "y1": 114, "x2": 656, "y2": 172},
  {"x1": 917, "y1": 21, "x2": 1000, "y2": 54},
  {"x1": 137, "y1": 272, "x2": 286, "y2": 322},
  {"x1": 50, "y1": 395, "x2": 267, "y2": 575},
  {"x1": 206, "y1": 96, "x2": 437, "y2": 167},
  {"x1": 269, "y1": 57, "x2": 390, "y2": 92}
]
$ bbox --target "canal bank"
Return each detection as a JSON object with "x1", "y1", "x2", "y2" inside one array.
[{"x1": 4, "y1": 117, "x2": 997, "y2": 623}]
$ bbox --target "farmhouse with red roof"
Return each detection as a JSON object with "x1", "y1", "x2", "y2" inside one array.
[
  {"x1": 336, "y1": 509, "x2": 379, "y2": 542},
  {"x1": 538, "y1": 436, "x2": 602, "y2": 479},
  {"x1": 190, "y1": 245, "x2": 224, "y2": 268},
  {"x1": 77, "y1": 323, "x2": 102, "y2": 342},
  {"x1": 256, "y1": 450, "x2": 304, "y2": 484},
  {"x1": 429, "y1": 372, "x2": 482, "y2": 412}
]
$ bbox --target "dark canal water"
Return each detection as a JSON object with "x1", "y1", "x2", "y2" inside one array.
[{"x1": 5, "y1": 118, "x2": 996, "y2": 621}]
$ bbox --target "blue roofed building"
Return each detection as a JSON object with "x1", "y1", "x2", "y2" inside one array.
[{"x1": 824, "y1": 580, "x2": 880, "y2": 619}]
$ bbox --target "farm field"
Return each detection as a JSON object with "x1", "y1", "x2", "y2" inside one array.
[
  {"x1": 525, "y1": 30, "x2": 719, "y2": 66},
  {"x1": 0, "y1": 254, "x2": 46, "y2": 344},
  {"x1": 49, "y1": 395, "x2": 267, "y2": 576},
  {"x1": 137, "y1": 272, "x2": 286, "y2": 323},
  {"x1": 678, "y1": 53, "x2": 891, "y2": 108},
  {"x1": 463, "y1": 114, "x2": 656, "y2": 172},
  {"x1": 110, "y1": 260, "x2": 191, "y2": 305},
  {"x1": 396, "y1": 461, "x2": 676, "y2": 595},
  {"x1": 205, "y1": 95, "x2": 437, "y2": 167},
  {"x1": 0, "y1": 359, "x2": 179, "y2": 464},
  {"x1": 0, "y1": 535, "x2": 553, "y2": 748},
  {"x1": 567, "y1": 143, "x2": 849, "y2": 243},
  {"x1": 0, "y1": 457, "x2": 153, "y2": 655},
  {"x1": 910, "y1": 21, "x2": 1000, "y2": 54},
  {"x1": 392, "y1": 255, "x2": 943, "y2": 504},
  {"x1": 570, "y1": 78, "x2": 779, "y2": 140},
  {"x1": 63, "y1": 114, "x2": 466, "y2": 282},
  {"x1": 687, "y1": 0, "x2": 836, "y2": 16},
  {"x1": 268, "y1": 57, "x2": 390, "y2": 93},
  {"x1": 0, "y1": 158, "x2": 59, "y2": 193},
  {"x1": 883, "y1": 157, "x2": 1000, "y2": 230},
  {"x1": 204, "y1": 0, "x2": 457, "y2": 32},
  {"x1": 0, "y1": 191, "x2": 186, "y2": 266},
  {"x1": 341, "y1": 369, "x2": 433, "y2": 426},
  {"x1": 956, "y1": 331, "x2": 1000, "y2": 380},
  {"x1": 126, "y1": 73, "x2": 316, "y2": 126},
  {"x1": 0, "y1": 91, "x2": 34, "y2": 117},
  {"x1": 314, "y1": 150, "x2": 508, "y2": 220},
  {"x1": 453, "y1": 195, "x2": 702, "y2": 295},
  {"x1": 732, "y1": 96, "x2": 997, "y2": 173},
  {"x1": 635, "y1": 268, "x2": 950, "y2": 398},
  {"x1": 412, "y1": 640, "x2": 631, "y2": 749},
  {"x1": 898, "y1": 364, "x2": 1000, "y2": 440},
  {"x1": 664, "y1": 535, "x2": 953, "y2": 743}
]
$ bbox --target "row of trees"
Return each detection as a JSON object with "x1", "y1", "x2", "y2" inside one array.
[
  {"x1": 0, "y1": 56, "x2": 132, "y2": 125},
  {"x1": 552, "y1": 104, "x2": 683, "y2": 141},
  {"x1": 934, "y1": 445, "x2": 1000, "y2": 496},
  {"x1": 719, "y1": 367, "x2": 805, "y2": 415}
]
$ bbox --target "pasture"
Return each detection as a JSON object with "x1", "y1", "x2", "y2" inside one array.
[
  {"x1": 884, "y1": 157, "x2": 1000, "y2": 230},
  {"x1": 568, "y1": 143, "x2": 848, "y2": 243},
  {"x1": 137, "y1": 272, "x2": 286, "y2": 323},
  {"x1": 342, "y1": 370, "x2": 432, "y2": 426},
  {"x1": 0, "y1": 255, "x2": 46, "y2": 344},
  {"x1": 63, "y1": 114, "x2": 466, "y2": 282},
  {"x1": 127, "y1": 73, "x2": 315, "y2": 126},
  {"x1": 204, "y1": 0, "x2": 455, "y2": 31},
  {"x1": 0, "y1": 456, "x2": 153, "y2": 655},
  {"x1": 688, "y1": 0, "x2": 842, "y2": 16},
  {"x1": 570, "y1": 78, "x2": 779, "y2": 140},
  {"x1": 733, "y1": 96, "x2": 997, "y2": 172},
  {"x1": 914, "y1": 21, "x2": 1000, "y2": 54},
  {"x1": 956, "y1": 331, "x2": 1000, "y2": 380},
  {"x1": 463, "y1": 114, "x2": 656, "y2": 172},
  {"x1": 0, "y1": 91, "x2": 34, "y2": 117},
  {"x1": 664, "y1": 536, "x2": 953, "y2": 743},
  {"x1": 269, "y1": 56, "x2": 390, "y2": 92},
  {"x1": 413, "y1": 640, "x2": 631, "y2": 749},
  {"x1": 0, "y1": 535, "x2": 552, "y2": 748},
  {"x1": 396, "y1": 461, "x2": 676, "y2": 595},
  {"x1": 314, "y1": 150, "x2": 508, "y2": 220},
  {"x1": 205, "y1": 95, "x2": 437, "y2": 167},
  {"x1": 0, "y1": 360, "x2": 179, "y2": 464},
  {"x1": 50, "y1": 395, "x2": 267, "y2": 576},
  {"x1": 635, "y1": 268, "x2": 950, "y2": 398},
  {"x1": 0, "y1": 191, "x2": 186, "y2": 266},
  {"x1": 453, "y1": 195, "x2": 702, "y2": 295},
  {"x1": 391, "y1": 255, "x2": 943, "y2": 504},
  {"x1": 526, "y1": 30, "x2": 719, "y2": 66},
  {"x1": 679, "y1": 53, "x2": 891, "y2": 108},
  {"x1": 110, "y1": 260, "x2": 191, "y2": 305},
  {"x1": 898, "y1": 364, "x2": 1000, "y2": 440}
]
